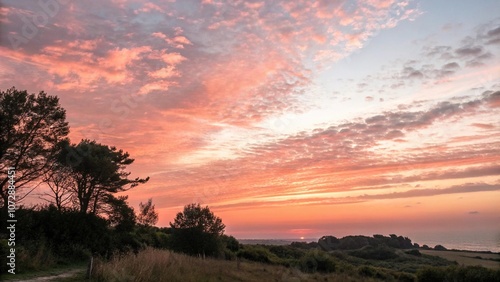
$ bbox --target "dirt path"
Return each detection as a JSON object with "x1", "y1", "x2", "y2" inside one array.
[{"x1": 8, "y1": 267, "x2": 86, "y2": 282}]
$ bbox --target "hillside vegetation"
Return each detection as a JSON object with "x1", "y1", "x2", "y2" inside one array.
[{"x1": 91, "y1": 235, "x2": 500, "y2": 282}]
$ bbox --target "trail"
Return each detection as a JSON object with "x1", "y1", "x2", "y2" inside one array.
[{"x1": 8, "y1": 267, "x2": 86, "y2": 282}]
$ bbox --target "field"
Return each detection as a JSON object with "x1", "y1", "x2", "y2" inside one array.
[{"x1": 420, "y1": 250, "x2": 500, "y2": 269}]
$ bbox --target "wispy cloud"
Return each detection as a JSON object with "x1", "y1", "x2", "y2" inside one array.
[{"x1": 358, "y1": 183, "x2": 500, "y2": 200}]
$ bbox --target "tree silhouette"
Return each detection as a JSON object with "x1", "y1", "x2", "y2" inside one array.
[
  {"x1": 104, "y1": 195, "x2": 136, "y2": 232},
  {"x1": 137, "y1": 198, "x2": 158, "y2": 226},
  {"x1": 41, "y1": 163, "x2": 74, "y2": 211},
  {"x1": 56, "y1": 139, "x2": 149, "y2": 214},
  {"x1": 170, "y1": 203, "x2": 225, "y2": 256},
  {"x1": 0, "y1": 87, "x2": 69, "y2": 212},
  {"x1": 170, "y1": 203, "x2": 225, "y2": 236}
]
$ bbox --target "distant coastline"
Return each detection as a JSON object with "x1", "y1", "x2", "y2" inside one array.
[{"x1": 238, "y1": 235, "x2": 500, "y2": 253}]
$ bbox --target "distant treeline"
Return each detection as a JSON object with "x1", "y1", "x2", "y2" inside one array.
[{"x1": 318, "y1": 234, "x2": 416, "y2": 250}]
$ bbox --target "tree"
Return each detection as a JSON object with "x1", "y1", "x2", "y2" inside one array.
[
  {"x1": 170, "y1": 203, "x2": 225, "y2": 256},
  {"x1": 104, "y1": 195, "x2": 136, "y2": 232},
  {"x1": 0, "y1": 87, "x2": 69, "y2": 212},
  {"x1": 56, "y1": 139, "x2": 149, "y2": 214},
  {"x1": 137, "y1": 198, "x2": 158, "y2": 226},
  {"x1": 41, "y1": 163, "x2": 74, "y2": 211},
  {"x1": 170, "y1": 203, "x2": 225, "y2": 236}
]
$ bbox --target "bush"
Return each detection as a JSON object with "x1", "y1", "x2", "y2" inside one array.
[
  {"x1": 15, "y1": 206, "x2": 111, "y2": 259},
  {"x1": 349, "y1": 245, "x2": 398, "y2": 260},
  {"x1": 15, "y1": 241, "x2": 57, "y2": 273},
  {"x1": 358, "y1": 265, "x2": 390, "y2": 280},
  {"x1": 415, "y1": 265, "x2": 500, "y2": 282},
  {"x1": 433, "y1": 245, "x2": 447, "y2": 251},
  {"x1": 405, "y1": 249, "x2": 422, "y2": 256},
  {"x1": 397, "y1": 271, "x2": 417, "y2": 282},
  {"x1": 268, "y1": 245, "x2": 305, "y2": 260},
  {"x1": 223, "y1": 249, "x2": 237, "y2": 261},
  {"x1": 417, "y1": 267, "x2": 446, "y2": 282},
  {"x1": 170, "y1": 227, "x2": 223, "y2": 257},
  {"x1": 153, "y1": 232, "x2": 171, "y2": 249},
  {"x1": 222, "y1": 235, "x2": 240, "y2": 252},
  {"x1": 237, "y1": 245, "x2": 277, "y2": 264},
  {"x1": 291, "y1": 241, "x2": 319, "y2": 249},
  {"x1": 453, "y1": 265, "x2": 500, "y2": 282},
  {"x1": 299, "y1": 250, "x2": 336, "y2": 273}
]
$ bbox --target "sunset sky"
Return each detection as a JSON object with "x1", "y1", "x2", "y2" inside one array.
[{"x1": 1, "y1": 0, "x2": 499, "y2": 241}]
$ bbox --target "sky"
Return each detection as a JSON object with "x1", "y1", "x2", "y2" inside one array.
[{"x1": 1, "y1": 0, "x2": 499, "y2": 241}]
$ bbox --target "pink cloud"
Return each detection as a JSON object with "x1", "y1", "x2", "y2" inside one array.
[{"x1": 134, "y1": 2, "x2": 166, "y2": 14}]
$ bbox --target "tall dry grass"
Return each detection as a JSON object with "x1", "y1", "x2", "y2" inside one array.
[{"x1": 92, "y1": 248, "x2": 370, "y2": 281}]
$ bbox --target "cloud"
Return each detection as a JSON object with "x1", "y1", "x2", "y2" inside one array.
[
  {"x1": 2, "y1": 1, "x2": 499, "y2": 220},
  {"x1": 425, "y1": 45, "x2": 453, "y2": 59},
  {"x1": 471, "y1": 123, "x2": 495, "y2": 129},
  {"x1": 487, "y1": 91, "x2": 500, "y2": 107},
  {"x1": 377, "y1": 22, "x2": 500, "y2": 87},
  {"x1": 478, "y1": 22, "x2": 500, "y2": 45},
  {"x1": 359, "y1": 183, "x2": 500, "y2": 200},
  {"x1": 402, "y1": 66, "x2": 424, "y2": 79},
  {"x1": 150, "y1": 90, "x2": 500, "y2": 209},
  {"x1": 442, "y1": 62, "x2": 460, "y2": 69},
  {"x1": 0, "y1": 0, "x2": 423, "y2": 129},
  {"x1": 455, "y1": 46, "x2": 484, "y2": 57}
]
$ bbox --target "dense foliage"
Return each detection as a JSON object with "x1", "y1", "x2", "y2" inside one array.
[
  {"x1": 0, "y1": 87, "x2": 69, "y2": 211},
  {"x1": 169, "y1": 203, "x2": 227, "y2": 257},
  {"x1": 55, "y1": 139, "x2": 149, "y2": 214}
]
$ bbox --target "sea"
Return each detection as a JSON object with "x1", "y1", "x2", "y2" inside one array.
[
  {"x1": 239, "y1": 231, "x2": 500, "y2": 253},
  {"x1": 407, "y1": 230, "x2": 500, "y2": 253}
]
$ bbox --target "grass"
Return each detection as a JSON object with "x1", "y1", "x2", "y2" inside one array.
[
  {"x1": 92, "y1": 248, "x2": 382, "y2": 282},
  {"x1": 8, "y1": 246, "x2": 498, "y2": 281}
]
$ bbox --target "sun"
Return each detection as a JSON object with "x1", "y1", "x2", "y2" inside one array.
[{"x1": 300, "y1": 236, "x2": 305, "y2": 240}]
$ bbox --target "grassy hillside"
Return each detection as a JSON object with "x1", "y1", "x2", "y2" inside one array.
[
  {"x1": 92, "y1": 245, "x2": 500, "y2": 282},
  {"x1": 92, "y1": 248, "x2": 381, "y2": 282}
]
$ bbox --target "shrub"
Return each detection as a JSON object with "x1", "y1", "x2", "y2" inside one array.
[
  {"x1": 349, "y1": 245, "x2": 398, "y2": 260},
  {"x1": 237, "y1": 245, "x2": 277, "y2": 264},
  {"x1": 405, "y1": 249, "x2": 422, "y2": 256},
  {"x1": 16, "y1": 206, "x2": 111, "y2": 258},
  {"x1": 170, "y1": 227, "x2": 223, "y2": 257},
  {"x1": 222, "y1": 235, "x2": 240, "y2": 252},
  {"x1": 268, "y1": 245, "x2": 305, "y2": 260},
  {"x1": 15, "y1": 241, "x2": 57, "y2": 273},
  {"x1": 299, "y1": 250, "x2": 336, "y2": 273},
  {"x1": 416, "y1": 267, "x2": 446, "y2": 282},
  {"x1": 291, "y1": 241, "x2": 319, "y2": 249},
  {"x1": 453, "y1": 265, "x2": 500, "y2": 282},
  {"x1": 433, "y1": 245, "x2": 447, "y2": 251},
  {"x1": 358, "y1": 265, "x2": 391, "y2": 280},
  {"x1": 223, "y1": 249, "x2": 237, "y2": 261},
  {"x1": 153, "y1": 231, "x2": 171, "y2": 249},
  {"x1": 397, "y1": 271, "x2": 417, "y2": 282}
]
